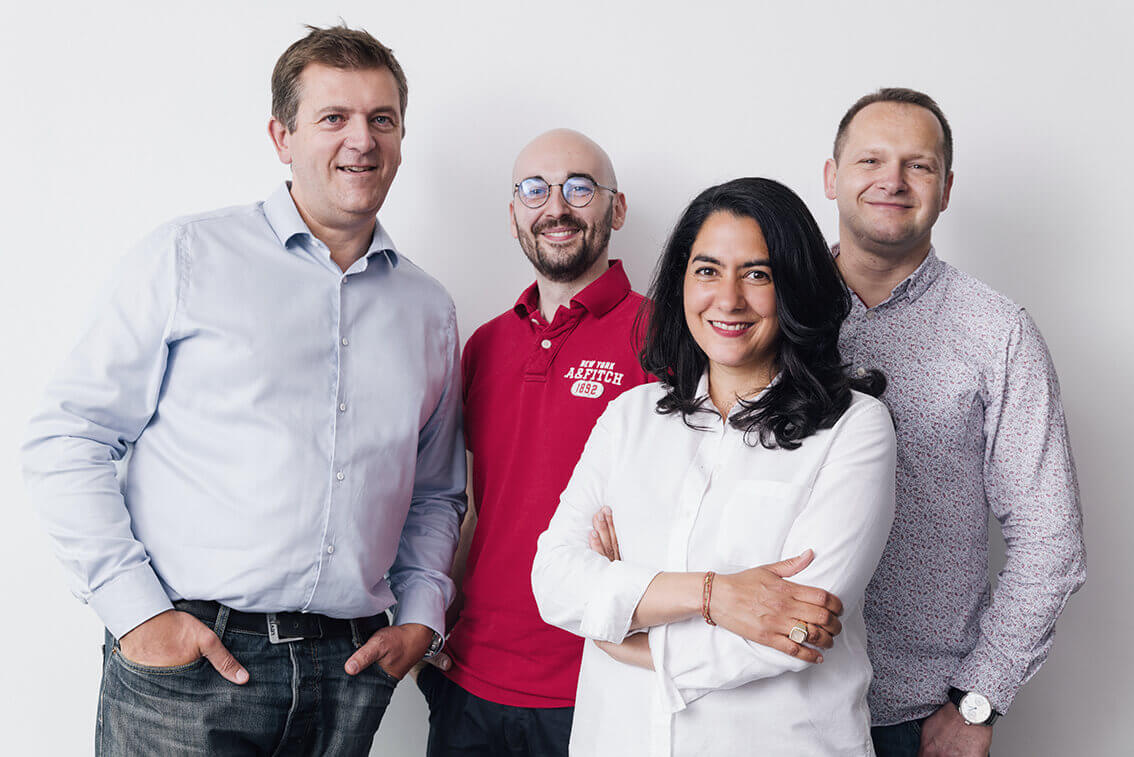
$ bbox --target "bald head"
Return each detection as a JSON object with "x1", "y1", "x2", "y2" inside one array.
[
  {"x1": 509, "y1": 128, "x2": 627, "y2": 288},
  {"x1": 512, "y1": 129, "x2": 618, "y2": 187}
]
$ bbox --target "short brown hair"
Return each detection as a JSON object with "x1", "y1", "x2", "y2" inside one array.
[
  {"x1": 271, "y1": 24, "x2": 408, "y2": 133},
  {"x1": 833, "y1": 88, "x2": 953, "y2": 174}
]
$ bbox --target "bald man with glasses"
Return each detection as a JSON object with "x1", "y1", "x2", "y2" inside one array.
[{"x1": 411, "y1": 128, "x2": 649, "y2": 756}]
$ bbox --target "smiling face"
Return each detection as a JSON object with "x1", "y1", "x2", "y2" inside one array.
[
  {"x1": 269, "y1": 63, "x2": 403, "y2": 239},
  {"x1": 509, "y1": 129, "x2": 627, "y2": 284},
  {"x1": 683, "y1": 211, "x2": 780, "y2": 392},
  {"x1": 824, "y1": 101, "x2": 953, "y2": 263}
]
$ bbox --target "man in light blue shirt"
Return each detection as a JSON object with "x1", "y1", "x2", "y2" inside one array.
[{"x1": 22, "y1": 24, "x2": 464, "y2": 755}]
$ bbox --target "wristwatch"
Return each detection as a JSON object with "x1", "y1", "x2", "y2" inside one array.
[
  {"x1": 947, "y1": 687, "x2": 1000, "y2": 726},
  {"x1": 422, "y1": 631, "x2": 445, "y2": 660}
]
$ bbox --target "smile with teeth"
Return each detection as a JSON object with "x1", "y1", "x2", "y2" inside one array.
[
  {"x1": 540, "y1": 227, "x2": 581, "y2": 242},
  {"x1": 709, "y1": 320, "x2": 753, "y2": 336},
  {"x1": 339, "y1": 166, "x2": 376, "y2": 173}
]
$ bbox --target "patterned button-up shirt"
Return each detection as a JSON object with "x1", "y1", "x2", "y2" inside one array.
[{"x1": 836, "y1": 245, "x2": 1086, "y2": 725}]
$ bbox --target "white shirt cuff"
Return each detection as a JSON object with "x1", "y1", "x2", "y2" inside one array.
[
  {"x1": 579, "y1": 561, "x2": 659, "y2": 642},
  {"x1": 88, "y1": 564, "x2": 173, "y2": 639}
]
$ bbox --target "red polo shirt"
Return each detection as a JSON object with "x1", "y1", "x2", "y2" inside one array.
[{"x1": 445, "y1": 260, "x2": 652, "y2": 707}]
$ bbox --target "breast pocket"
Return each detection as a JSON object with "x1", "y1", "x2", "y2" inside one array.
[{"x1": 715, "y1": 481, "x2": 809, "y2": 569}]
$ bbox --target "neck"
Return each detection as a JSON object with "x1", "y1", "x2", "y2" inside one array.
[
  {"x1": 533, "y1": 253, "x2": 610, "y2": 322},
  {"x1": 835, "y1": 231, "x2": 931, "y2": 308},
  {"x1": 707, "y1": 361, "x2": 775, "y2": 420},
  {"x1": 290, "y1": 188, "x2": 376, "y2": 273}
]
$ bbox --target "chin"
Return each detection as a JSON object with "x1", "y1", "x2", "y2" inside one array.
[
  {"x1": 341, "y1": 195, "x2": 386, "y2": 216},
  {"x1": 706, "y1": 353, "x2": 753, "y2": 369}
]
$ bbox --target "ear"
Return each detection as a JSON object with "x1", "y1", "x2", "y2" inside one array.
[
  {"x1": 509, "y1": 202, "x2": 519, "y2": 240},
  {"x1": 823, "y1": 158, "x2": 838, "y2": 200},
  {"x1": 268, "y1": 117, "x2": 292, "y2": 165},
  {"x1": 610, "y1": 192, "x2": 628, "y2": 231},
  {"x1": 940, "y1": 170, "x2": 954, "y2": 212}
]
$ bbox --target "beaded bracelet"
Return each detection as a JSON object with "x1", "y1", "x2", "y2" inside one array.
[{"x1": 702, "y1": 571, "x2": 717, "y2": 626}]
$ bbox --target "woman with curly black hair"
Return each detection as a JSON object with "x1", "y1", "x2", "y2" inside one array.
[{"x1": 533, "y1": 178, "x2": 897, "y2": 756}]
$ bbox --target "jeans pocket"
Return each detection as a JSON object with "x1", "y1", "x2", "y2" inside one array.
[
  {"x1": 373, "y1": 663, "x2": 401, "y2": 686},
  {"x1": 416, "y1": 663, "x2": 438, "y2": 702},
  {"x1": 349, "y1": 632, "x2": 400, "y2": 685},
  {"x1": 112, "y1": 645, "x2": 208, "y2": 676}
]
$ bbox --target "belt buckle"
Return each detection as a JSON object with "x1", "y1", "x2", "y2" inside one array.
[{"x1": 266, "y1": 613, "x2": 304, "y2": 644}]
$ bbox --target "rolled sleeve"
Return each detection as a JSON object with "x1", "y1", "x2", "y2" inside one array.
[
  {"x1": 532, "y1": 413, "x2": 660, "y2": 643},
  {"x1": 579, "y1": 560, "x2": 662, "y2": 641}
]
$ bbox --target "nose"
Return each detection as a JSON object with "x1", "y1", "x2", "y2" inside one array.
[
  {"x1": 544, "y1": 184, "x2": 570, "y2": 216},
  {"x1": 344, "y1": 117, "x2": 377, "y2": 153},
  {"x1": 876, "y1": 162, "x2": 907, "y2": 193},
  {"x1": 717, "y1": 277, "x2": 746, "y2": 312}
]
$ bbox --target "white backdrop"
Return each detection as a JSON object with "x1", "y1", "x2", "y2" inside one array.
[{"x1": 2, "y1": 1, "x2": 1128, "y2": 754}]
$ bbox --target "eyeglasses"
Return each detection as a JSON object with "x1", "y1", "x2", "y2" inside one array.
[{"x1": 513, "y1": 176, "x2": 617, "y2": 209}]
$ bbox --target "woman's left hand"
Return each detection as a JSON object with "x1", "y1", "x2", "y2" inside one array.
[
  {"x1": 588, "y1": 506, "x2": 621, "y2": 561},
  {"x1": 594, "y1": 633, "x2": 653, "y2": 670}
]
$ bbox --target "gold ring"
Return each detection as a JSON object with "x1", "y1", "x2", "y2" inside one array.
[{"x1": 789, "y1": 622, "x2": 808, "y2": 644}]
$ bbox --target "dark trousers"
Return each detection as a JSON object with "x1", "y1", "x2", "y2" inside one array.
[
  {"x1": 96, "y1": 606, "x2": 397, "y2": 756},
  {"x1": 417, "y1": 664, "x2": 573, "y2": 757},
  {"x1": 873, "y1": 715, "x2": 991, "y2": 757},
  {"x1": 872, "y1": 718, "x2": 927, "y2": 757}
]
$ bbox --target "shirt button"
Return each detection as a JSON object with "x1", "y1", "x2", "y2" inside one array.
[
  {"x1": 336, "y1": 470, "x2": 345, "y2": 481},
  {"x1": 339, "y1": 402, "x2": 347, "y2": 412},
  {"x1": 341, "y1": 337, "x2": 349, "y2": 346},
  {"x1": 327, "y1": 545, "x2": 335, "y2": 554},
  {"x1": 856, "y1": 367, "x2": 866, "y2": 377},
  {"x1": 540, "y1": 339, "x2": 552, "y2": 349},
  {"x1": 865, "y1": 311, "x2": 876, "y2": 320}
]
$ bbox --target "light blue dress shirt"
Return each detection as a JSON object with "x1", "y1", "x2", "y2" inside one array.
[{"x1": 23, "y1": 183, "x2": 466, "y2": 639}]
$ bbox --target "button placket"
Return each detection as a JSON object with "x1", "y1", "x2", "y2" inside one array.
[{"x1": 670, "y1": 430, "x2": 722, "y2": 570}]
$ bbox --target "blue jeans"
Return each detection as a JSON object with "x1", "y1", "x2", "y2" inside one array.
[
  {"x1": 96, "y1": 607, "x2": 398, "y2": 755},
  {"x1": 417, "y1": 664, "x2": 573, "y2": 757}
]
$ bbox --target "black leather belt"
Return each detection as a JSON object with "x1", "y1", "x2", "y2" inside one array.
[{"x1": 175, "y1": 600, "x2": 389, "y2": 644}]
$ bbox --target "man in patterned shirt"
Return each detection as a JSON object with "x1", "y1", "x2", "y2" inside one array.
[{"x1": 823, "y1": 88, "x2": 1085, "y2": 757}]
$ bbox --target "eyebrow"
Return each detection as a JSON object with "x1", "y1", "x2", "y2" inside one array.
[
  {"x1": 691, "y1": 254, "x2": 771, "y2": 267},
  {"x1": 314, "y1": 105, "x2": 399, "y2": 118},
  {"x1": 521, "y1": 172, "x2": 600, "y2": 183},
  {"x1": 856, "y1": 147, "x2": 940, "y2": 163}
]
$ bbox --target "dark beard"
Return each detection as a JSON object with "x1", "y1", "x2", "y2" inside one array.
[{"x1": 516, "y1": 202, "x2": 613, "y2": 283}]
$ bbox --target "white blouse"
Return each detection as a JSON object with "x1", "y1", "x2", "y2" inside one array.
[{"x1": 532, "y1": 377, "x2": 896, "y2": 756}]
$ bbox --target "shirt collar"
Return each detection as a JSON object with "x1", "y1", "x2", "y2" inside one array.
[
  {"x1": 263, "y1": 182, "x2": 400, "y2": 267},
  {"x1": 513, "y1": 260, "x2": 633, "y2": 320},
  {"x1": 832, "y1": 243, "x2": 943, "y2": 307}
]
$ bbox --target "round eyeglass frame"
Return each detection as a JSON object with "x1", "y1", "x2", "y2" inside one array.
[{"x1": 513, "y1": 176, "x2": 618, "y2": 209}]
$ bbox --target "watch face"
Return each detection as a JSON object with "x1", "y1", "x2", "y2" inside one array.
[{"x1": 960, "y1": 692, "x2": 992, "y2": 724}]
